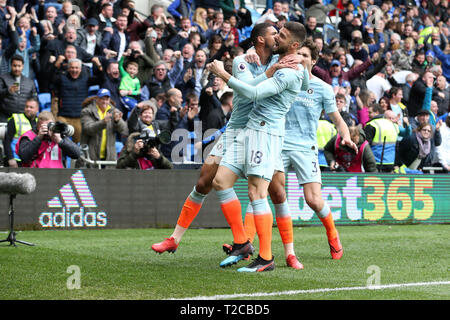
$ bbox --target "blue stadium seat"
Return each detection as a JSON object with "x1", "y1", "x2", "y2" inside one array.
[
  {"x1": 323, "y1": 23, "x2": 340, "y2": 45},
  {"x1": 116, "y1": 141, "x2": 124, "y2": 156},
  {"x1": 38, "y1": 93, "x2": 52, "y2": 113}
]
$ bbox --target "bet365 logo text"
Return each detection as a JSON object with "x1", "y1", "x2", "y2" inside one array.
[{"x1": 39, "y1": 170, "x2": 107, "y2": 228}]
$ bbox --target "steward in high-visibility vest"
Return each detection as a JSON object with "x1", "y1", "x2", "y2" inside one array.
[
  {"x1": 364, "y1": 115, "x2": 399, "y2": 167},
  {"x1": 2, "y1": 99, "x2": 39, "y2": 166},
  {"x1": 316, "y1": 119, "x2": 337, "y2": 168}
]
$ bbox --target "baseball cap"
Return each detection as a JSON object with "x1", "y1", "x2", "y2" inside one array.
[
  {"x1": 417, "y1": 108, "x2": 430, "y2": 115},
  {"x1": 426, "y1": 50, "x2": 435, "y2": 58},
  {"x1": 341, "y1": 80, "x2": 351, "y2": 88},
  {"x1": 331, "y1": 60, "x2": 341, "y2": 67},
  {"x1": 97, "y1": 88, "x2": 111, "y2": 98},
  {"x1": 266, "y1": 13, "x2": 279, "y2": 23},
  {"x1": 87, "y1": 18, "x2": 98, "y2": 26}
]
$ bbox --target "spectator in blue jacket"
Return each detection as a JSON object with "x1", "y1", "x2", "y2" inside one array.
[{"x1": 432, "y1": 40, "x2": 450, "y2": 82}]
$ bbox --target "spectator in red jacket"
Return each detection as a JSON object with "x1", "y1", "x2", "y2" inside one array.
[{"x1": 312, "y1": 52, "x2": 378, "y2": 88}]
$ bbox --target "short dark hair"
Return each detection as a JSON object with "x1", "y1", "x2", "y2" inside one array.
[
  {"x1": 284, "y1": 21, "x2": 306, "y2": 46},
  {"x1": 220, "y1": 91, "x2": 233, "y2": 105},
  {"x1": 353, "y1": 37, "x2": 363, "y2": 45},
  {"x1": 335, "y1": 93, "x2": 346, "y2": 101},
  {"x1": 250, "y1": 22, "x2": 273, "y2": 47},
  {"x1": 26, "y1": 97, "x2": 39, "y2": 106},
  {"x1": 186, "y1": 92, "x2": 199, "y2": 104},
  {"x1": 389, "y1": 86, "x2": 401, "y2": 98},
  {"x1": 369, "y1": 103, "x2": 384, "y2": 114},
  {"x1": 11, "y1": 54, "x2": 24, "y2": 64},
  {"x1": 301, "y1": 39, "x2": 319, "y2": 61}
]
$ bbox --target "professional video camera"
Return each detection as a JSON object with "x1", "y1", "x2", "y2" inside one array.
[
  {"x1": 47, "y1": 121, "x2": 74, "y2": 137},
  {"x1": 134, "y1": 128, "x2": 170, "y2": 155}
]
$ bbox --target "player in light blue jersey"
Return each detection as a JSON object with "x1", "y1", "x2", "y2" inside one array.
[
  {"x1": 244, "y1": 40, "x2": 358, "y2": 260},
  {"x1": 208, "y1": 22, "x2": 308, "y2": 272},
  {"x1": 151, "y1": 23, "x2": 301, "y2": 263}
]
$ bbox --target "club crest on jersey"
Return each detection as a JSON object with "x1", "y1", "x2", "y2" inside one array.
[
  {"x1": 237, "y1": 62, "x2": 247, "y2": 72},
  {"x1": 307, "y1": 88, "x2": 314, "y2": 94},
  {"x1": 275, "y1": 71, "x2": 285, "y2": 80}
]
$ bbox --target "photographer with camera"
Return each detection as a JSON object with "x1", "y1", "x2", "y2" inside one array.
[
  {"x1": 16, "y1": 111, "x2": 80, "y2": 168},
  {"x1": 116, "y1": 129, "x2": 173, "y2": 170},
  {"x1": 324, "y1": 125, "x2": 377, "y2": 173}
]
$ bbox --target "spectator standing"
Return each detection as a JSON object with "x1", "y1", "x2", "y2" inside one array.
[
  {"x1": 312, "y1": 54, "x2": 374, "y2": 88},
  {"x1": 204, "y1": 91, "x2": 232, "y2": 134},
  {"x1": 398, "y1": 121, "x2": 442, "y2": 171},
  {"x1": 364, "y1": 104, "x2": 401, "y2": 172},
  {"x1": 75, "y1": 18, "x2": 103, "y2": 57},
  {"x1": 52, "y1": 58, "x2": 100, "y2": 143},
  {"x1": 176, "y1": 49, "x2": 210, "y2": 99},
  {"x1": 155, "y1": 88, "x2": 184, "y2": 160},
  {"x1": 79, "y1": 88, "x2": 128, "y2": 163},
  {"x1": 407, "y1": 70, "x2": 435, "y2": 117},
  {"x1": 0, "y1": 55, "x2": 37, "y2": 122},
  {"x1": 101, "y1": 14, "x2": 130, "y2": 61},
  {"x1": 433, "y1": 75, "x2": 450, "y2": 116},
  {"x1": 141, "y1": 54, "x2": 183, "y2": 100},
  {"x1": 2, "y1": 97, "x2": 38, "y2": 167},
  {"x1": 436, "y1": 115, "x2": 450, "y2": 172}
]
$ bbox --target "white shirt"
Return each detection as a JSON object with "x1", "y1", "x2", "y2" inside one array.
[
  {"x1": 366, "y1": 75, "x2": 392, "y2": 102},
  {"x1": 437, "y1": 122, "x2": 450, "y2": 166},
  {"x1": 118, "y1": 32, "x2": 126, "y2": 60},
  {"x1": 85, "y1": 33, "x2": 97, "y2": 55}
]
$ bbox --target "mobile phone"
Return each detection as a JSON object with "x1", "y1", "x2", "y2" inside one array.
[{"x1": 14, "y1": 82, "x2": 19, "y2": 87}]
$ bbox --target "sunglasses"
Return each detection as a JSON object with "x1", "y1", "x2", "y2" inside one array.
[{"x1": 421, "y1": 129, "x2": 432, "y2": 133}]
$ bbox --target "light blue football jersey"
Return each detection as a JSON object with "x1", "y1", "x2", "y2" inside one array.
[
  {"x1": 227, "y1": 64, "x2": 307, "y2": 136},
  {"x1": 283, "y1": 76, "x2": 338, "y2": 151},
  {"x1": 227, "y1": 54, "x2": 279, "y2": 129}
]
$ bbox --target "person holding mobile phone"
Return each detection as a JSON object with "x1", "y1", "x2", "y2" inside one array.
[{"x1": 0, "y1": 55, "x2": 38, "y2": 122}]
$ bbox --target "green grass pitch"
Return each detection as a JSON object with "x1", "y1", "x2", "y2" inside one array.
[{"x1": 0, "y1": 224, "x2": 449, "y2": 300}]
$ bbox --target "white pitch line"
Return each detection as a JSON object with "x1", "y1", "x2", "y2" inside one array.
[{"x1": 174, "y1": 281, "x2": 450, "y2": 300}]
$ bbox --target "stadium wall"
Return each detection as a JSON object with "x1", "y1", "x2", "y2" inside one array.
[{"x1": 0, "y1": 169, "x2": 449, "y2": 230}]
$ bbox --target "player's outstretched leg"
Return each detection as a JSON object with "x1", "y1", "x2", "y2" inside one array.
[
  {"x1": 317, "y1": 204, "x2": 343, "y2": 260},
  {"x1": 151, "y1": 160, "x2": 218, "y2": 254},
  {"x1": 304, "y1": 182, "x2": 343, "y2": 259},
  {"x1": 269, "y1": 172, "x2": 303, "y2": 269}
]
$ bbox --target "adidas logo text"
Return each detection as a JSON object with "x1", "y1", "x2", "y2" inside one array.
[{"x1": 39, "y1": 170, "x2": 108, "y2": 228}]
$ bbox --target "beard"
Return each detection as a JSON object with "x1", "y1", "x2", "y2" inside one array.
[{"x1": 274, "y1": 44, "x2": 288, "y2": 55}]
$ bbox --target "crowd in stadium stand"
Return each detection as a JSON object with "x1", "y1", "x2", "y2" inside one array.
[{"x1": 0, "y1": 0, "x2": 449, "y2": 173}]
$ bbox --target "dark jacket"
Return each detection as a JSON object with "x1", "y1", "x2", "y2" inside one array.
[
  {"x1": 204, "y1": 106, "x2": 228, "y2": 134},
  {"x1": 45, "y1": 39, "x2": 94, "y2": 63},
  {"x1": 398, "y1": 130, "x2": 442, "y2": 169},
  {"x1": 127, "y1": 106, "x2": 170, "y2": 135},
  {"x1": 0, "y1": 72, "x2": 37, "y2": 122},
  {"x1": 100, "y1": 28, "x2": 130, "y2": 56},
  {"x1": 116, "y1": 132, "x2": 173, "y2": 170},
  {"x1": 18, "y1": 129, "x2": 80, "y2": 165},
  {"x1": 407, "y1": 78, "x2": 431, "y2": 117},
  {"x1": 75, "y1": 28, "x2": 103, "y2": 56},
  {"x1": 324, "y1": 128, "x2": 377, "y2": 173},
  {"x1": 3, "y1": 114, "x2": 37, "y2": 161},
  {"x1": 79, "y1": 97, "x2": 129, "y2": 162},
  {"x1": 53, "y1": 70, "x2": 100, "y2": 118},
  {"x1": 144, "y1": 76, "x2": 173, "y2": 100},
  {"x1": 312, "y1": 58, "x2": 373, "y2": 86}
]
